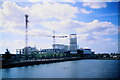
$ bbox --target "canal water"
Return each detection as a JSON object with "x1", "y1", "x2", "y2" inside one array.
[{"x1": 2, "y1": 60, "x2": 120, "y2": 78}]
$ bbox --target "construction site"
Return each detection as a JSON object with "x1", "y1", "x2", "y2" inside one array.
[
  {"x1": 15, "y1": 14, "x2": 94, "y2": 55},
  {"x1": 1, "y1": 14, "x2": 100, "y2": 68}
]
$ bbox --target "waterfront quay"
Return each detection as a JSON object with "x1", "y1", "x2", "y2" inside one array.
[
  {"x1": 2, "y1": 57, "x2": 82, "y2": 68},
  {"x1": 1, "y1": 51, "x2": 120, "y2": 68},
  {"x1": 1, "y1": 48, "x2": 120, "y2": 69}
]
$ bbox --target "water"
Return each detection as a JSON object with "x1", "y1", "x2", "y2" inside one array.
[{"x1": 2, "y1": 60, "x2": 120, "y2": 78}]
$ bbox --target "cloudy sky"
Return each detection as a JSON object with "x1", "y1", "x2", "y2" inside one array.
[{"x1": 0, "y1": 0, "x2": 119, "y2": 54}]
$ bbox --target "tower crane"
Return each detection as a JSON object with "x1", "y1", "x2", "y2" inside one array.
[
  {"x1": 24, "y1": 14, "x2": 67, "y2": 54},
  {"x1": 28, "y1": 31, "x2": 68, "y2": 53},
  {"x1": 25, "y1": 14, "x2": 29, "y2": 58},
  {"x1": 24, "y1": 14, "x2": 79, "y2": 55}
]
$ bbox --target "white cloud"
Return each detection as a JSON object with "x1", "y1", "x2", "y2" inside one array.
[
  {"x1": 0, "y1": 1, "x2": 30, "y2": 35},
  {"x1": 0, "y1": 1, "x2": 30, "y2": 23},
  {"x1": 83, "y1": 2, "x2": 107, "y2": 9},
  {"x1": 76, "y1": 20, "x2": 117, "y2": 35},
  {"x1": 41, "y1": 19, "x2": 73, "y2": 31},
  {"x1": 41, "y1": 19, "x2": 117, "y2": 36},
  {"x1": 30, "y1": 2, "x2": 78, "y2": 20},
  {"x1": 28, "y1": 0, "x2": 77, "y2": 3},
  {"x1": 79, "y1": 8, "x2": 92, "y2": 14},
  {"x1": 93, "y1": 27, "x2": 117, "y2": 36},
  {"x1": 28, "y1": 28, "x2": 52, "y2": 36},
  {"x1": 0, "y1": 1, "x2": 80, "y2": 34},
  {"x1": 77, "y1": 33, "x2": 89, "y2": 40},
  {"x1": 3, "y1": 0, "x2": 119, "y2": 2}
]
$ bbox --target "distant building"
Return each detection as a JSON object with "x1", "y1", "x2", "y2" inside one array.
[
  {"x1": 78, "y1": 48, "x2": 92, "y2": 54},
  {"x1": 83, "y1": 49, "x2": 92, "y2": 54},
  {"x1": 22, "y1": 46, "x2": 39, "y2": 55},
  {"x1": 52, "y1": 44, "x2": 69, "y2": 51},
  {"x1": 40, "y1": 49, "x2": 64, "y2": 54},
  {"x1": 40, "y1": 44, "x2": 69, "y2": 54},
  {"x1": 70, "y1": 34, "x2": 77, "y2": 54}
]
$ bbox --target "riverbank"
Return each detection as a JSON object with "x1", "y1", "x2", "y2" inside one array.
[
  {"x1": 2, "y1": 57, "x2": 82, "y2": 68},
  {"x1": 2, "y1": 57, "x2": 119, "y2": 69}
]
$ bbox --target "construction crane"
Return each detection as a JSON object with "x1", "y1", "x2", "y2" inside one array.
[
  {"x1": 24, "y1": 14, "x2": 81, "y2": 55},
  {"x1": 50, "y1": 31, "x2": 67, "y2": 53},
  {"x1": 25, "y1": 14, "x2": 29, "y2": 57},
  {"x1": 28, "y1": 31, "x2": 67, "y2": 53}
]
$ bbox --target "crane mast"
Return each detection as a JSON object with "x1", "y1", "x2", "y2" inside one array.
[
  {"x1": 53, "y1": 31, "x2": 55, "y2": 53},
  {"x1": 25, "y1": 14, "x2": 29, "y2": 57}
]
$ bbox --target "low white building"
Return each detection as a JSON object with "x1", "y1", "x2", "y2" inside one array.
[
  {"x1": 78, "y1": 48, "x2": 92, "y2": 54},
  {"x1": 52, "y1": 44, "x2": 69, "y2": 51},
  {"x1": 83, "y1": 49, "x2": 92, "y2": 54},
  {"x1": 40, "y1": 49, "x2": 65, "y2": 54},
  {"x1": 22, "y1": 46, "x2": 39, "y2": 55}
]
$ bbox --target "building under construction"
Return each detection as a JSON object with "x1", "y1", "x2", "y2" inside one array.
[
  {"x1": 16, "y1": 14, "x2": 93, "y2": 55},
  {"x1": 70, "y1": 34, "x2": 77, "y2": 54}
]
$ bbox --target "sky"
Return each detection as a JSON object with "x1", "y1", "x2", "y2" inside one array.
[{"x1": 0, "y1": 0, "x2": 119, "y2": 54}]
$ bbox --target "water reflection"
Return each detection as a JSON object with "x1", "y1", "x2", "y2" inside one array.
[{"x1": 2, "y1": 60, "x2": 119, "y2": 78}]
